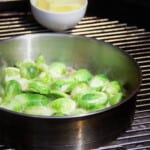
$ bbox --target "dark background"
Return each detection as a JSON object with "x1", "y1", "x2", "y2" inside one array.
[
  {"x1": 0, "y1": 0, "x2": 150, "y2": 30},
  {"x1": 87, "y1": 0, "x2": 150, "y2": 31}
]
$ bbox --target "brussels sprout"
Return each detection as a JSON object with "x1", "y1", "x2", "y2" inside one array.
[
  {"x1": 4, "y1": 80, "x2": 21, "y2": 99},
  {"x1": 35, "y1": 55, "x2": 48, "y2": 72},
  {"x1": 89, "y1": 74, "x2": 109, "y2": 90},
  {"x1": 109, "y1": 92, "x2": 124, "y2": 105},
  {"x1": 72, "y1": 69, "x2": 92, "y2": 83},
  {"x1": 19, "y1": 61, "x2": 39, "y2": 79},
  {"x1": 0, "y1": 93, "x2": 50, "y2": 112},
  {"x1": 0, "y1": 100, "x2": 24, "y2": 112},
  {"x1": 25, "y1": 93, "x2": 50, "y2": 107},
  {"x1": 77, "y1": 92, "x2": 108, "y2": 110},
  {"x1": 28, "y1": 80, "x2": 50, "y2": 95},
  {"x1": 24, "y1": 106, "x2": 53, "y2": 116},
  {"x1": 1, "y1": 93, "x2": 50, "y2": 111},
  {"x1": 50, "y1": 98, "x2": 76, "y2": 115},
  {"x1": 37, "y1": 72, "x2": 53, "y2": 85},
  {"x1": 49, "y1": 62, "x2": 67, "y2": 79},
  {"x1": 51, "y1": 78, "x2": 76, "y2": 93},
  {"x1": 71, "y1": 108, "x2": 88, "y2": 116},
  {"x1": 35, "y1": 55, "x2": 46, "y2": 64},
  {"x1": 71, "y1": 82, "x2": 92, "y2": 99},
  {"x1": 16, "y1": 78, "x2": 30, "y2": 91},
  {"x1": 103, "y1": 81, "x2": 122, "y2": 96},
  {"x1": 5, "y1": 67, "x2": 20, "y2": 82},
  {"x1": 49, "y1": 90, "x2": 69, "y2": 100},
  {"x1": 0, "y1": 93, "x2": 28, "y2": 112}
]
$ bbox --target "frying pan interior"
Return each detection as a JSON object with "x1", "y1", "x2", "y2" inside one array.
[{"x1": 0, "y1": 33, "x2": 140, "y2": 96}]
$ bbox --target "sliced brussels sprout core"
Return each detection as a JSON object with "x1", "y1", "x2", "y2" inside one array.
[{"x1": 0, "y1": 55, "x2": 125, "y2": 116}]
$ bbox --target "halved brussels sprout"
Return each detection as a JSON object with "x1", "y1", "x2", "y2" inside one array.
[
  {"x1": 37, "y1": 72, "x2": 53, "y2": 85},
  {"x1": 16, "y1": 78, "x2": 29, "y2": 91},
  {"x1": 72, "y1": 69, "x2": 92, "y2": 83},
  {"x1": 19, "y1": 61, "x2": 39, "y2": 79},
  {"x1": 89, "y1": 74, "x2": 109, "y2": 90},
  {"x1": 25, "y1": 93, "x2": 50, "y2": 107},
  {"x1": 0, "y1": 100, "x2": 24, "y2": 112},
  {"x1": 28, "y1": 80, "x2": 50, "y2": 95},
  {"x1": 49, "y1": 62, "x2": 67, "y2": 79},
  {"x1": 0, "y1": 93, "x2": 28, "y2": 112},
  {"x1": 5, "y1": 67, "x2": 20, "y2": 82},
  {"x1": 71, "y1": 108, "x2": 88, "y2": 116},
  {"x1": 109, "y1": 92, "x2": 124, "y2": 105},
  {"x1": 103, "y1": 81, "x2": 122, "y2": 96},
  {"x1": 0, "y1": 93, "x2": 50, "y2": 113},
  {"x1": 35, "y1": 55, "x2": 48, "y2": 72},
  {"x1": 24, "y1": 106, "x2": 53, "y2": 116},
  {"x1": 4, "y1": 80, "x2": 21, "y2": 99},
  {"x1": 71, "y1": 82, "x2": 92, "y2": 100},
  {"x1": 77, "y1": 92, "x2": 108, "y2": 110},
  {"x1": 51, "y1": 78, "x2": 76, "y2": 93},
  {"x1": 49, "y1": 90, "x2": 69, "y2": 100},
  {"x1": 50, "y1": 98, "x2": 76, "y2": 115}
]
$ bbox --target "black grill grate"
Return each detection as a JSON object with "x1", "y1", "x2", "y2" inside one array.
[{"x1": 0, "y1": 11, "x2": 150, "y2": 150}]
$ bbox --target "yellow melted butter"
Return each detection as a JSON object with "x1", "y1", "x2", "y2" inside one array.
[
  {"x1": 37, "y1": 0, "x2": 50, "y2": 10},
  {"x1": 37, "y1": 0, "x2": 82, "y2": 12}
]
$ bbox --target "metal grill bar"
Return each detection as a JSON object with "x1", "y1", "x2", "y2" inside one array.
[{"x1": 0, "y1": 10, "x2": 150, "y2": 150}]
